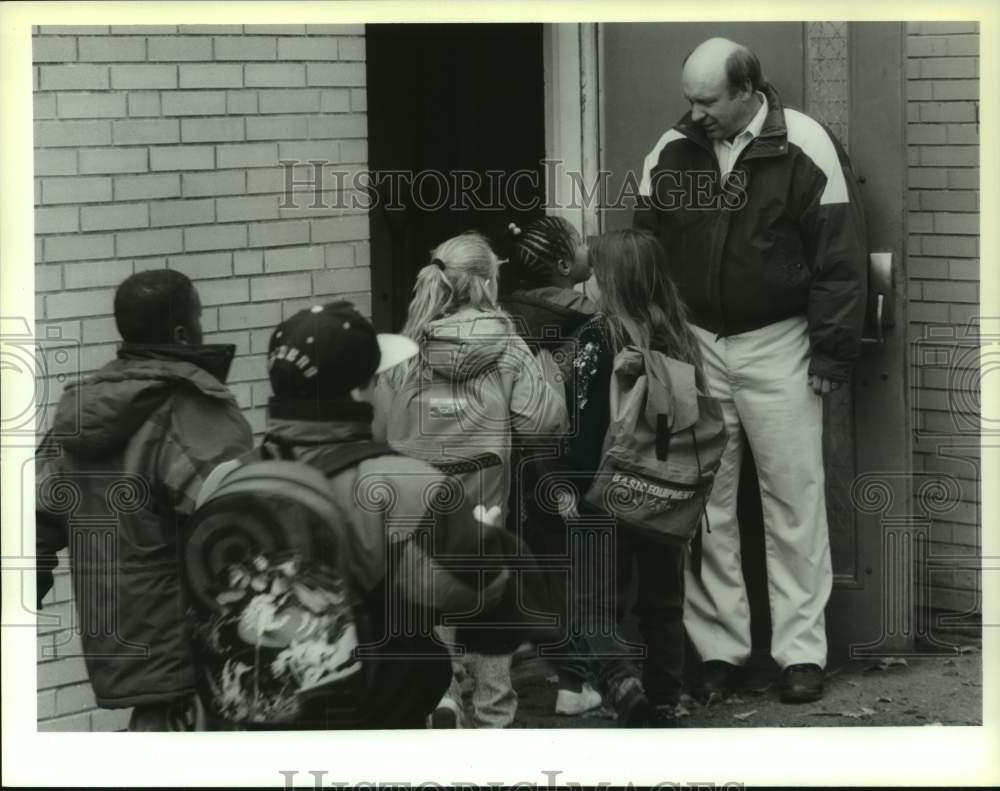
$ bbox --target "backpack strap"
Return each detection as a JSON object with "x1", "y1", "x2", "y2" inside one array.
[
  {"x1": 311, "y1": 440, "x2": 400, "y2": 479},
  {"x1": 655, "y1": 413, "x2": 671, "y2": 461},
  {"x1": 432, "y1": 451, "x2": 503, "y2": 476},
  {"x1": 260, "y1": 433, "x2": 297, "y2": 461}
]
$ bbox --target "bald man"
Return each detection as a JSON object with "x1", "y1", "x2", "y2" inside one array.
[{"x1": 634, "y1": 38, "x2": 867, "y2": 703}]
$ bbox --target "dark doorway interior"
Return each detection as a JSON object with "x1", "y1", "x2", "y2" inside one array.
[{"x1": 366, "y1": 23, "x2": 546, "y2": 332}]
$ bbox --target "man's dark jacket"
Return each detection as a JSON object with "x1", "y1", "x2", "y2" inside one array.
[{"x1": 634, "y1": 82, "x2": 868, "y2": 381}]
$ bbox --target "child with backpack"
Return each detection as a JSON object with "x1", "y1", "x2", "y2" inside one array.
[
  {"x1": 186, "y1": 301, "x2": 510, "y2": 729},
  {"x1": 497, "y1": 216, "x2": 604, "y2": 717},
  {"x1": 374, "y1": 231, "x2": 567, "y2": 728},
  {"x1": 554, "y1": 228, "x2": 726, "y2": 728}
]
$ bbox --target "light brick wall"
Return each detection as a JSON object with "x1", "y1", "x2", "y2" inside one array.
[
  {"x1": 905, "y1": 22, "x2": 981, "y2": 616},
  {"x1": 32, "y1": 24, "x2": 370, "y2": 731}
]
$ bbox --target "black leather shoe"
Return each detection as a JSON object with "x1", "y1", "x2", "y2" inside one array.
[
  {"x1": 780, "y1": 663, "x2": 824, "y2": 703},
  {"x1": 700, "y1": 660, "x2": 737, "y2": 702}
]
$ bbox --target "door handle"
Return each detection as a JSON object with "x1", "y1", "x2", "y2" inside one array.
[{"x1": 862, "y1": 252, "x2": 893, "y2": 346}]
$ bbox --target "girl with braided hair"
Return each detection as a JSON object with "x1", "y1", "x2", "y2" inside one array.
[{"x1": 497, "y1": 217, "x2": 604, "y2": 717}]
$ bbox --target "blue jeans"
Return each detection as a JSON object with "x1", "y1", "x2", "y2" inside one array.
[{"x1": 550, "y1": 516, "x2": 687, "y2": 706}]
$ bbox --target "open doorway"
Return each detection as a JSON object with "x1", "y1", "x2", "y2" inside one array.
[{"x1": 366, "y1": 23, "x2": 547, "y2": 331}]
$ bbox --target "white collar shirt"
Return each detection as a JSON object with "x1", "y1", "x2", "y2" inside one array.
[{"x1": 713, "y1": 92, "x2": 768, "y2": 178}]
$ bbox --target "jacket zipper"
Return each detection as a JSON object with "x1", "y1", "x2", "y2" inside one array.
[{"x1": 678, "y1": 123, "x2": 730, "y2": 338}]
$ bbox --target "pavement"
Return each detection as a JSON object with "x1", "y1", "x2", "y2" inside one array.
[{"x1": 453, "y1": 638, "x2": 983, "y2": 728}]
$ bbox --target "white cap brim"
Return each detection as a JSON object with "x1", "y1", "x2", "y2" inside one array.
[{"x1": 375, "y1": 333, "x2": 419, "y2": 374}]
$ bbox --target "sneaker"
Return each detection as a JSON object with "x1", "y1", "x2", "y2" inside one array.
[
  {"x1": 699, "y1": 660, "x2": 737, "y2": 703},
  {"x1": 429, "y1": 697, "x2": 463, "y2": 728},
  {"x1": 779, "y1": 663, "x2": 824, "y2": 703},
  {"x1": 554, "y1": 683, "x2": 602, "y2": 716},
  {"x1": 611, "y1": 676, "x2": 653, "y2": 728}
]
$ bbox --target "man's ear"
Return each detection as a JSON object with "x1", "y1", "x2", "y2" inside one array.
[
  {"x1": 172, "y1": 324, "x2": 189, "y2": 345},
  {"x1": 556, "y1": 258, "x2": 572, "y2": 276}
]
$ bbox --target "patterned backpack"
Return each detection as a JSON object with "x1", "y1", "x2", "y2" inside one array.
[{"x1": 184, "y1": 440, "x2": 395, "y2": 727}]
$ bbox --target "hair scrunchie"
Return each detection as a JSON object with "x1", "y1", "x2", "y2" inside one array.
[
  {"x1": 507, "y1": 222, "x2": 522, "y2": 236},
  {"x1": 431, "y1": 258, "x2": 446, "y2": 272}
]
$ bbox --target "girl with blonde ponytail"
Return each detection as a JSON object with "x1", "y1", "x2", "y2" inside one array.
[
  {"x1": 401, "y1": 231, "x2": 503, "y2": 342},
  {"x1": 374, "y1": 230, "x2": 567, "y2": 729}
]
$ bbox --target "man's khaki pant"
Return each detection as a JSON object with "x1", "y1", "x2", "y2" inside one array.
[{"x1": 683, "y1": 316, "x2": 833, "y2": 669}]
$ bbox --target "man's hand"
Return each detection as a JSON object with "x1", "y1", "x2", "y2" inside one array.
[{"x1": 808, "y1": 374, "x2": 842, "y2": 395}]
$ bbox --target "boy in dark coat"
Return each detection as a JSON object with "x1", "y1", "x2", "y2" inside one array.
[{"x1": 36, "y1": 270, "x2": 253, "y2": 730}]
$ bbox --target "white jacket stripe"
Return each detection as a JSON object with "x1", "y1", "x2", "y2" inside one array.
[
  {"x1": 639, "y1": 128, "x2": 685, "y2": 197},
  {"x1": 784, "y1": 108, "x2": 849, "y2": 206}
]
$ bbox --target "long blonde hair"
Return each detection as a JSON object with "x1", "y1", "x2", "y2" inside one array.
[
  {"x1": 589, "y1": 228, "x2": 702, "y2": 368},
  {"x1": 401, "y1": 231, "x2": 503, "y2": 340}
]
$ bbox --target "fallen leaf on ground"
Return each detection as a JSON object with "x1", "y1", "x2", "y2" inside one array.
[
  {"x1": 839, "y1": 707, "x2": 876, "y2": 719},
  {"x1": 923, "y1": 721, "x2": 944, "y2": 726},
  {"x1": 726, "y1": 695, "x2": 747, "y2": 705},
  {"x1": 679, "y1": 693, "x2": 697, "y2": 707},
  {"x1": 674, "y1": 705, "x2": 691, "y2": 718},
  {"x1": 877, "y1": 695, "x2": 893, "y2": 703},
  {"x1": 943, "y1": 659, "x2": 956, "y2": 666},
  {"x1": 957, "y1": 644, "x2": 978, "y2": 654},
  {"x1": 733, "y1": 710, "x2": 757, "y2": 721},
  {"x1": 847, "y1": 680, "x2": 862, "y2": 687},
  {"x1": 545, "y1": 674, "x2": 558, "y2": 684},
  {"x1": 871, "y1": 656, "x2": 909, "y2": 671}
]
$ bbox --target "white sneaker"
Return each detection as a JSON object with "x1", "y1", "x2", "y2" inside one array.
[{"x1": 554, "y1": 683, "x2": 603, "y2": 716}]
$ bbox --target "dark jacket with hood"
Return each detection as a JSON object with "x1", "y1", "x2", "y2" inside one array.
[
  {"x1": 634, "y1": 82, "x2": 867, "y2": 382},
  {"x1": 35, "y1": 343, "x2": 253, "y2": 709},
  {"x1": 501, "y1": 284, "x2": 596, "y2": 503}
]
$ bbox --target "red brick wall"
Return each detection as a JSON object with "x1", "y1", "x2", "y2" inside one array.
[{"x1": 905, "y1": 22, "x2": 981, "y2": 616}]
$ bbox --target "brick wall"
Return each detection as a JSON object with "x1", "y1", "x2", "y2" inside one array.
[
  {"x1": 905, "y1": 22, "x2": 981, "y2": 616},
  {"x1": 32, "y1": 24, "x2": 370, "y2": 731}
]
